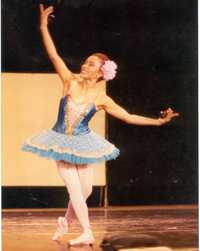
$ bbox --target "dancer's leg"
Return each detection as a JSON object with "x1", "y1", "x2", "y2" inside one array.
[
  {"x1": 64, "y1": 164, "x2": 93, "y2": 224},
  {"x1": 56, "y1": 161, "x2": 91, "y2": 232},
  {"x1": 64, "y1": 201, "x2": 75, "y2": 225},
  {"x1": 77, "y1": 164, "x2": 94, "y2": 198}
]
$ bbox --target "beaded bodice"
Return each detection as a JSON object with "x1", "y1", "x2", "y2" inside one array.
[{"x1": 52, "y1": 95, "x2": 97, "y2": 136}]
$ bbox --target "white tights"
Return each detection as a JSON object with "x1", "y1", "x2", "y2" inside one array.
[{"x1": 55, "y1": 160, "x2": 93, "y2": 232}]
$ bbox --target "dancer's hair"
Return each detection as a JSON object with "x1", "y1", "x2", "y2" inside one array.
[
  {"x1": 91, "y1": 53, "x2": 110, "y2": 65},
  {"x1": 84, "y1": 52, "x2": 117, "y2": 82}
]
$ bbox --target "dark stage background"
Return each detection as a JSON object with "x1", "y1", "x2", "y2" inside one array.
[{"x1": 2, "y1": 0, "x2": 198, "y2": 207}]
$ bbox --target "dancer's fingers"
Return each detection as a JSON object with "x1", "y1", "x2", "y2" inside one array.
[
  {"x1": 45, "y1": 8, "x2": 54, "y2": 15},
  {"x1": 166, "y1": 108, "x2": 172, "y2": 114},
  {"x1": 45, "y1": 5, "x2": 54, "y2": 13},
  {"x1": 39, "y1": 4, "x2": 44, "y2": 13},
  {"x1": 172, "y1": 112, "x2": 180, "y2": 117}
]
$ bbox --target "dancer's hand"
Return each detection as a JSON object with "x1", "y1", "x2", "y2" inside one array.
[
  {"x1": 39, "y1": 4, "x2": 55, "y2": 28},
  {"x1": 158, "y1": 107, "x2": 180, "y2": 125}
]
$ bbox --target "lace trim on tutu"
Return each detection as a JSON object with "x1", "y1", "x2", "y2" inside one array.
[
  {"x1": 22, "y1": 137, "x2": 118, "y2": 157},
  {"x1": 21, "y1": 129, "x2": 120, "y2": 164},
  {"x1": 21, "y1": 142, "x2": 120, "y2": 164}
]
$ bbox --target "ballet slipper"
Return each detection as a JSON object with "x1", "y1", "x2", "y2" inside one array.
[
  {"x1": 68, "y1": 229, "x2": 95, "y2": 246},
  {"x1": 52, "y1": 217, "x2": 68, "y2": 241}
]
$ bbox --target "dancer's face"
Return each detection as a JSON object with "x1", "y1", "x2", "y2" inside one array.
[{"x1": 80, "y1": 56, "x2": 103, "y2": 81}]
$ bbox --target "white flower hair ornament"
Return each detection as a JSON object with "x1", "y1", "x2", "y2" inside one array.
[{"x1": 101, "y1": 60, "x2": 118, "y2": 81}]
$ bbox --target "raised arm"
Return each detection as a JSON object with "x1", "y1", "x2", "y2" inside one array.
[
  {"x1": 101, "y1": 94, "x2": 179, "y2": 126},
  {"x1": 39, "y1": 4, "x2": 73, "y2": 85}
]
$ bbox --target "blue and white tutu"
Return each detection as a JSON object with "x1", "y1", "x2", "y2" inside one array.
[{"x1": 21, "y1": 95, "x2": 120, "y2": 164}]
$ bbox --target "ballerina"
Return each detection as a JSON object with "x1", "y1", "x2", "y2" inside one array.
[{"x1": 21, "y1": 4, "x2": 179, "y2": 246}]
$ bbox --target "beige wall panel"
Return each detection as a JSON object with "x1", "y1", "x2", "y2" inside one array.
[{"x1": 2, "y1": 73, "x2": 106, "y2": 186}]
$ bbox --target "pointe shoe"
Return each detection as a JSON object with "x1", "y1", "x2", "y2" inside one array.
[
  {"x1": 52, "y1": 217, "x2": 68, "y2": 241},
  {"x1": 68, "y1": 229, "x2": 95, "y2": 246}
]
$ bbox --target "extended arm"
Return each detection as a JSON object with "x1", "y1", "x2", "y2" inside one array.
[
  {"x1": 101, "y1": 94, "x2": 179, "y2": 126},
  {"x1": 39, "y1": 5, "x2": 72, "y2": 84}
]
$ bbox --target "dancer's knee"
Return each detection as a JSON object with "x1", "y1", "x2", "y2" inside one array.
[
  {"x1": 82, "y1": 184, "x2": 93, "y2": 199},
  {"x1": 76, "y1": 164, "x2": 93, "y2": 198}
]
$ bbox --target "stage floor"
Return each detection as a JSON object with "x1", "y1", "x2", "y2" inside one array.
[{"x1": 2, "y1": 205, "x2": 198, "y2": 251}]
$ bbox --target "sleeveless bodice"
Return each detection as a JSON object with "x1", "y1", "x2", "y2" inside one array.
[
  {"x1": 52, "y1": 95, "x2": 97, "y2": 136},
  {"x1": 21, "y1": 94, "x2": 120, "y2": 164}
]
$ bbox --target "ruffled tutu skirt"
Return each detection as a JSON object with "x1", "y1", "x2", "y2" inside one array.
[{"x1": 21, "y1": 129, "x2": 120, "y2": 164}]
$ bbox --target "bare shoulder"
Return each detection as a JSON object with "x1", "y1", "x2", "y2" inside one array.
[
  {"x1": 63, "y1": 73, "x2": 78, "y2": 85},
  {"x1": 99, "y1": 93, "x2": 115, "y2": 104},
  {"x1": 72, "y1": 73, "x2": 83, "y2": 83},
  {"x1": 62, "y1": 73, "x2": 79, "y2": 96},
  {"x1": 64, "y1": 73, "x2": 83, "y2": 88},
  {"x1": 96, "y1": 92, "x2": 116, "y2": 110}
]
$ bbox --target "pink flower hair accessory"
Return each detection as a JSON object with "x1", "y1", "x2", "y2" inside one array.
[{"x1": 101, "y1": 60, "x2": 117, "y2": 81}]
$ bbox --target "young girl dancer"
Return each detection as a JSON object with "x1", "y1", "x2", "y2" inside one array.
[{"x1": 21, "y1": 5, "x2": 179, "y2": 246}]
